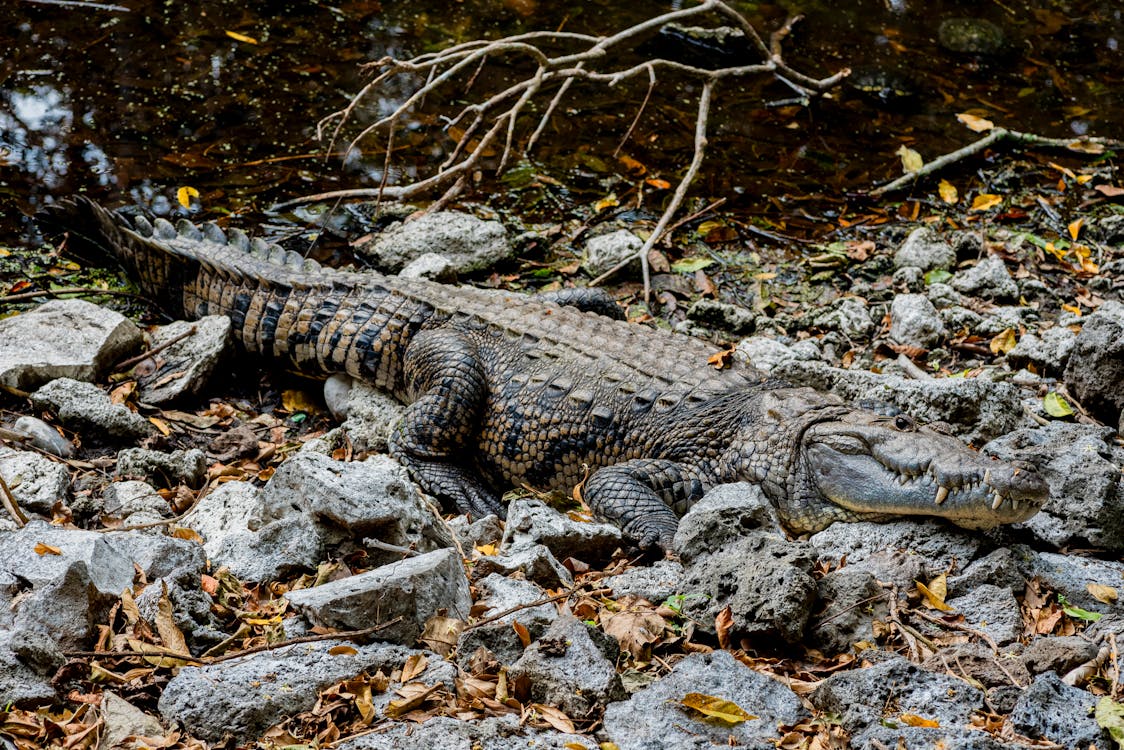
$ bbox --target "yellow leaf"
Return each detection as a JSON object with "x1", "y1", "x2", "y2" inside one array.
[
  {"x1": 1087, "y1": 583, "x2": 1117, "y2": 604},
  {"x1": 34, "y1": 542, "x2": 62, "y2": 556},
  {"x1": 1073, "y1": 245, "x2": 1099, "y2": 274},
  {"x1": 1044, "y1": 241, "x2": 1068, "y2": 263},
  {"x1": 938, "y1": 180, "x2": 958, "y2": 204},
  {"x1": 970, "y1": 194, "x2": 1003, "y2": 211},
  {"x1": 225, "y1": 30, "x2": 259, "y2": 44},
  {"x1": 176, "y1": 186, "x2": 200, "y2": 210},
  {"x1": 281, "y1": 388, "x2": 319, "y2": 414},
  {"x1": 1075, "y1": 174, "x2": 1093, "y2": 184},
  {"x1": 896, "y1": 145, "x2": 924, "y2": 174},
  {"x1": 475, "y1": 543, "x2": 498, "y2": 556},
  {"x1": 645, "y1": 178, "x2": 670, "y2": 190},
  {"x1": 956, "y1": 113, "x2": 994, "y2": 132},
  {"x1": 916, "y1": 574, "x2": 954, "y2": 612},
  {"x1": 989, "y1": 328, "x2": 1016, "y2": 355},
  {"x1": 680, "y1": 692, "x2": 757, "y2": 725},
  {"x1": 1061, "y1": 303, "x2": 1082, "y2": 316},
  {"x1": 1068, "y1": 218, "x2": 1084, "y2": 241},
  {"x1": 148, "y1": 416, "x2": 171, "y2": 437},
  {"x1": 900, "y1": 713, "x2": 940, "y2": 728},
  {"x1": 170, "y1": 526, "x2": 204, "y2": 544},
  {"x1": 594, "y1": 195, "x2": 619, "y2": 212}
]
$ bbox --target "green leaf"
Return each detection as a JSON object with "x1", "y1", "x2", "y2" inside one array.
[
  {"x1": 1043, "y1": 391, "x2": 1074, "y2": 418},
  {"x1": 670, "y1": 257, "x2": 714, "y2": 274},
  {"x1": 924, "y1": 268, "x2": 952, "y2": 285},
  {"x1": 1058, "y1": 595, "x2": 1102, "y2": 622},
  {"x1": 1096, "y1": 697, "x2": 1124, "y2": 749}
]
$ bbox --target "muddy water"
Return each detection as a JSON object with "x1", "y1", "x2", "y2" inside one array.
[{"x1": 2, "y1": 0, "x2": 1120, "y2": 244}]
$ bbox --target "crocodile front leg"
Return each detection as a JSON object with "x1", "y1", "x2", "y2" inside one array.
[
  {"x1": 390, "y1": 328, "x2": 502, "y2": 517},
  {"x1": 584, "y1": 458, "x2": 706, "y2": 552}
]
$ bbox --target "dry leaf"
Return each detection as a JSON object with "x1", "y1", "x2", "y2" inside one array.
[
  {"x1": 601, "y1": 598, "x2": 665, "y2": 661},
  {"x1": 900, "y1": 713, "x2": 940, "y2": 728},
  {"x1": 1087, "y1": 583, "x2": 1118, "y2": 604},
  {"x1": 896, "y1": 145, "x2": 923, "y2": 174},
  {"x1": 281, "y1": 389, "x2": 319, "y2": 414},
  {"x1": 176, "y1": 186, "x2": 200, "y2": 209},
  {"x1": 512, "y1": 621, "x2": 532, "y2": 648},
  {"x1": 989, "y1": 328, "x2": 1017, "y2": 355},
  {"x1": 531, "y1": 703, "x2": 577, "y2": 733},
  {"x1": 34, "y1": 542, "x2": 62, "y2": 556},
  {"x1": 715, "y1": 605, "x2": 735, "y2": 649},
  {"x1": 225, "y1": 30, "x2": 259, "y2": 44},
  {"x1": 956, "y1": 113, "x2": 994, "y2": 132},
  {"x1": 916, "y1": 574, "x2": 954, "y2": 612},
  {"x1": 1068, "y1": 218, "x2": 1084, "y2": 241},
  {"x1": 1094, "y1": 184, "x2": 1124, "y2": 197},
  {"x1": 938, "y1": 179, "x2": 959, "y2": 204},
  {"x1": 970, "y1": 194, "x2": 1003, "y2": 212},
  {"x1": 401, "y1": 653, "x2": 429, "y2": 682},
  {"x1": 328, "y1": 645, "x2": 358, "y2": 656},
  {"x1": 708, "y1": 347, "x2": 736, "y2": 370},
  {"x1": 680, "y1": 692, "x2": 757, "y2": 725},
  {"x1": 156, "y1": 583, "x2": 191, "y2": 656}
]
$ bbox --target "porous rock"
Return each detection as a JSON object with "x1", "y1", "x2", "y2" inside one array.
[
  {"x1": 470, "y1": 543, "x2": 573, "y2": 589},
  {"x1": 135, "y1": 315, "x2": 233, "y2": 403},
  {"x1": 0, "y1": 299, "x2": 141, "y2": 391},
  {"x1": 0, "y1": 446, "x2": 70, "y2": 515},
  {"x1": 285, "y1": 548, "x2": 471, "y2": 645},
  {"x1": 895, "y1": 226, "x2": 956, "y2": 270},
  {"x1": 457, "y1": 574, "x2": 556, "y2": 667},
  {"x1": 501, "y1": 498, "x2": 622, "y2": 565},
  {"x1": 1064, "y1": 299, "x2": 1124, "y2": 428},
  {"x1": 116, "y1": 448, "x2": 207, "y2": 488},
  {"x1": 447, "y1": 513, "x2": 504, "y2": 551},
  {"x1": 102, "y1": 479, "x2": 167, "y2": 524},
  {"x1": 950, "y1": 255, "x2": 1018, "y2": 301},
  {"x1": 1007, "y1": 325, "x2": 1077, "y2": 373},
  {"x1": 357, "y1": 211, "x2": 511, "y2": 274},
  {"x1": 889, "y1": 293, "x2": 946, "y2": 349},
  {"x1": 582, "y1": 229, "x2": 643, "y2": 277},
  {"x1": 603, "y1": 558, "x2": 684, "y2": 604},
  {"x1": 810, "y1": 296, "x2": 875, "y2": 340},
  {"x1": 673, "y1": 482, "x2": 781, "y2": 562},
  {"x1": 944, "y1": 583, "x2": 1022, "y2": 646},
  {"x1": 808, "y1": 567, "x2": 887, "y2": 655},
  {"x1": 686, "y1": 298, "x2": 756, "y2": 335},
  {"x1": 1008, "y1": 672, "x2": 1110, "y2": 748},
  {"x1": 179, "y1": 480, "x2": 264, "y2": 561},
  {"x1": 0, "y1": 629, "x2": 60, "y2": 707},
  {"x1": 1021, "y1": 635, "x2": 1100, "y2": 677},
  {"x1": 100, "y1": 692, "x2": 165, "y2": 750},
  {"x1": 602, "y1": 650, "x2": 805, "y2": 749},
  {"x1": 736, "y1": 336, "x2": 805, "y2": 373},
  {"x1": 31, "y1": 378, "x2": 151, "y2": 439},
  {"x1": 335, "y1": 716, "x2": 594, "y2": 750}
]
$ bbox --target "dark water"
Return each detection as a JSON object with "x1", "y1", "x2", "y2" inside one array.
[{"x1": 2, "y1": 0, "x2": 1121, "y2": 244}]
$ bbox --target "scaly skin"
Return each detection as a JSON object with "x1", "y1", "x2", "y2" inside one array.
[{"x1": 44, "y1": 198, "x2": 1049, "y2": 549}]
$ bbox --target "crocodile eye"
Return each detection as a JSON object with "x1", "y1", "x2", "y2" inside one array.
[{"x1": 893, "y1": 414, "x2": 915, "y2": 431}]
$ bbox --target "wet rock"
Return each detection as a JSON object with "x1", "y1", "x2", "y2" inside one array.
[
  {"x1": 10, "y1": 416, "x2": 74, "y2": 458},
  {"x1": 950, "y1": 255, "x2": 1018, "y2": 301},
  {"x1": 679, "y1": 530, "x2": 817, "y2": 643},
  {"x1": 686, "y1": 298, "x2": 756, "y2": 335},
  {"x1": 774, "y1": 360, "x2": 1026, "y2": 443},
  {"x1": 102, "y1": 480, "x2": 167, "y2": 524},
  {"x1": 808, "y1": 567, "x2": 887, "y2": 655},
  {"x1": 890, "y1": 293, "x2": 946, "y2": 348},
  {"x1": 447, "y1": 513, "x2": 504, "y2": 551},
  {"x1": 673, "y1": 482, "x2": 781, "y2": 561},
  {"x1": 31, "y1": 378, "x2": 151, "y2": 439},
  {"x1": 984, "y1": 422, "x2": 1124, "y2": 550},
  {"x1": 0, "y1": 299, "x2": 141, "y2": 391},
  {"x1": 286, "y1": 548, "x2": 471, "y2": 645},
  {"x1": 357, "y1": 211, "x2": 511, "y2": 274},
  {"x1": 0, "y1": 446, "x2": 69, "y2": 515},
  {"x1": 582, "y1": 229, "x2": 643, "y2": 277},
  {"x1": 135, "y1": 315, "x2": 233, "y2": 404},
  {"x1": 895, "y1": 226, "x2": 956, "y2": 271},
  {"x1": 101, "y1": 692, "x2": 165, "y2": 750},
  {"x1": 944, "y1": 584, "x2": 1022, "y2": 646},
  {"x1": 336, "y1": 716, "x2": 594, "y2": 750},
  {"x1": 602, "y1": 650, "x2": 805, "y2": 749},
  {"x1": 1021, "y1": 635, "x2": 1100, "y2": 677},
  {"x1": 1007, "y1": 325, "x2": 1077, "y2": 373},
  {"x1": 501, "y1": 498, "x2": 622, "y2": 565},
  {"x1": 0, "y1": 629, "x2": 59, "y2": 707},
  {"x1": 811, "y1": 654, "x2": 984, "y2": 738},
  {"x1": 1064, "y1": 300, "x2": 1124, "y2": 428},
  {"x1": 508, "y1": 614, "x2": 624, "y2": 715},
  {"x1": 457, "y1": 574, "x2": 556, "y2": 667},
  {"x1": 603, "y1": 559, "x2": 684, "y2": 604},
  {"x1": 1008, "y1": 672, "x2": 1109, "y2": 748},
  {"x1": 158, "y1": 640, "x2": 455, "y2": 745},
  {"x1": 811, "y1": 296, "x2": 875, "y2": 340},
  {"x1": 471, "y1": 543, "x2": 573, "y2": 589},
  {"x1": 116, "y1": 448, "x2": 207, "y2": 488}
]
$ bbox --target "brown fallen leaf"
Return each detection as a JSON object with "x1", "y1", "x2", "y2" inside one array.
[{"x1": 680, "y1": 692, "x2": 757, "y2": 725}]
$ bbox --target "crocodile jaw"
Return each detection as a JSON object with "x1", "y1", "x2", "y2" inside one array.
[{"x1": 785, "y1": 417, "x2": 1049, "y2": 533}]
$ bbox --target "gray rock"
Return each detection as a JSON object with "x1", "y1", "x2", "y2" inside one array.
[
  {"x1": 811, "y1": 654, "x2": 984, "y2": 735},
  {"x1": 1030, "y1": 551, "x2": 1124, "y2": 615},
  {"x1": 856, "y1": 725, "x2": 1009, "y2": 749},
  {"x1": 158, "y1": 640, "x2": 455, "y2": 745},
  {"x1": 100, "y1": 692, "x2": 165, "y2": 750},
  {"x1": 471, "y1": 543, "x2": 573, "y2": 589},
  {"x1": 736, "y1": 336, "x2": 803, "y2": 373},
  {"x1": 286, "y1": 548, "x2": 470, "y2": 645},
  {"x1": 895, "y1": 227, "x2": 956, "y2": 271},
  {"x1": 926, "y1": 281, "x2": 964, "y2": 309},
  {"x1": 179, "y1": 480, "x2": 264, "y2": 560},
  {"x1": 336, "y1": 716, "x2": 594, "y2": 750},
  {"x1": 0, "y1": 521, "x2": 135, "y2": 648},
  {"x1": 31, "y1": 378, "x2": 151, "y2": 439},
  {"x1": 448, "y1": 513, "x2": 504, "y2": 551},
  {"x1": 808, "y1": 520, "x2": 982, "y2": 573},
  {"x1": 1022, "y1": 635, "x2": 1100, "y2": 676},
  {"x1": 809, "y1": 567, "x2": 887, "y2": 655},
  {"x1": 0, "y1": 446, "x2": 70, "y2": 515},
  {"x1": 950, "y1": 255, "x2": 1018, "y2": 301},
  {"x1": 603, "y1": 559, "x2": 684, "y2": 604},
  {"x1": 10, "y1": 416, "x2": 74, "y2": 458},
  {"x1": 602, "y1": 650, "x2": 805, "y2": 749},
  {"x1": 1064, "y1": 299, "x2": 1124, "y2": 427},
  {"x1": 582, "y1": 229, "x2": 643, "y2": 277},
  {"x1": 940, "y1": 305, "x2": 984, "y2": 333},
  {"x1": 949, "y1": 547, "x2": 1032, "y2": 594},
  {"x1": 116, "y1": 448, "x2": 207, "y2": 488},
  {"x1": 501, "y1": 498, "x2": 622, "y2": 565},
  {"x1": 104, "y1": 531, "x2": 206, "y2": 585},
  {"x1": 984, "y1": 422, "x2": 1124, "y2": 550},
  {"x1": 135, "y1": 315, "x2": 232, "y2": 404},
  {"x1": 214, "y1": 515, "x2": 324, "y2": 582},
  {"x1": 673, "y1": 482, "x2": 781, "y2": 562},
  {"x1": 944, "y1": 584, "x2": 1022, "y2": 646},
  {"x1": 338, "y1": 380, "x2": 405, "y2": 453},
  {"x1": 103, "y1": 480, "x2": 166, "y2": 519},
  {"x1": 322, "y1": 372, "x2": 354, "y2": 420},
  {"x1": 508, "y1": 614, "x2": 624, "y2": 715},
  {"x1": 774, "y1": 360, "x2": 1026, "y2": 443},
  {"x1": 811, "y1": 296, "x2": 875, "y2": 340},
  {"x1": 1007, "y1": 325, "x2": 1077, "y2": 373},
  {"x1": 890, "y1": 293, "x2": 946, "y2": 348},
  {"x1": 0, "y1": 629, "x2": 59, "y2": 707},
  {"x1": 0, "y1": 299, "x2": 141, "y2": 391},
  {"x1": 6, "y1": 628, "x2": 66, "y2": 677},
  {"x1": 972, "y1": 305, "x2": 1038, "y2": 337},
  {"x1": 399, "y1": 251, "x2": 456, "y2": 280},
  {"x1": 686, "y1": 298, "x2": 755, "y2": 335},
  {"x1": 1008, "y1": 672, "x2": 1109, "y2": 748},
  {"x1": 892, "y1": 265, "x2": 923, "y2": 290},
  {"x1": 922, "y1": 642, "x2": 1029, "y2": 713},
  {"x1": 457, "y1": 574, "x2": 556, "y2": 667},
  {"x1": 679, "y1": 530, "x2": 817, "y2": 644},
  {"x1": 358, "y1": 212, "x2": 511, "y2": 273}
]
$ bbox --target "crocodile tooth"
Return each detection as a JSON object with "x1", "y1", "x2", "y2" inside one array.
[
  {"x1": 1011, "y1": 499, "x2": 1019, "y2": 512},
  {"x1": 991, "y1": 493, "x2": 1004, "y2": 511},
  {"x1": 176, "y1": 219, "x2": 203, "y2": 240},
  {"x1": 934, "y1": 486, "x2": 949, "y2": 505},
  {"x1": 153, "y1": 218, "x2": 177, "y2": 239},
  {"x1": 984, "y1": 468, "x2": 992, "y2": 486},
  {"x1": 132, "y1": 215, "x2": 153, "y2": 237}
]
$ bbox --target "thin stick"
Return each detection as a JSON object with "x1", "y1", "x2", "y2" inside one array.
[
  {"x1": 0, "y1": 286, "x2": 152, "y2": 304},
  {"x1": 19, "y1": 0, "x2": 129, "y2": 10},
  {"x1": 464, "y1": 586, "x2": 580, "y2": 631},
  {"x1": 613, "y1": 65, "x2": 657, "y2": 158},
  {"x1": 0, "y1": 472, "x2": 28, "y2": 527},
  {"x1": 114, "y1": 325, "x2": 197, "y2": 372}
]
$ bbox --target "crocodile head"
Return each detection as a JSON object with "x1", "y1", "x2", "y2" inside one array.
[{"x1": 740, "y1": 387, "x2": 1049, "y2": 533}]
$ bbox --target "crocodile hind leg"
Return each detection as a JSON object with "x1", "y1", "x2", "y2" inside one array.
[
  {"x1": 390, "y1": 328, "x2": 502, "y2": 517},
  {"x1": 584, "y1": 459, "x2": 705, "y2": 552}
]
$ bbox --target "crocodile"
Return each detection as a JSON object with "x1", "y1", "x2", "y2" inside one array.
[{"x1": 43, "y1": 198, "x2": 1049, "y2": 550}]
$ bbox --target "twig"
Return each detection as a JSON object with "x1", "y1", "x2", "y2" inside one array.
[
  {"x1": 896, "y1": 353, "x2": 933, "y2": 380},
  {"x1": 18, "y1": 0, "x2": 129, "y2": 10},
  {"x1": 114, "y1": 325, "x2": 197, "y2": 372},
  {"x1": 907, "y1": 607, "x2": 1001, "y2": 653},
  {"x1": 0, "y1": 286, "x2": 152, "y2": 304},
  {"x1": 613, "y1": 64, "x2": 657, "y2": 158},
  {"x1": 871, "y1": 127, "x2": 1124, "y2": 196},
  {"x1": 0, "y1": 472, "x2": 28, "y2": 527},
  {"x1": 464, "y1": 585, "x2": 582, "y2": 631}
]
